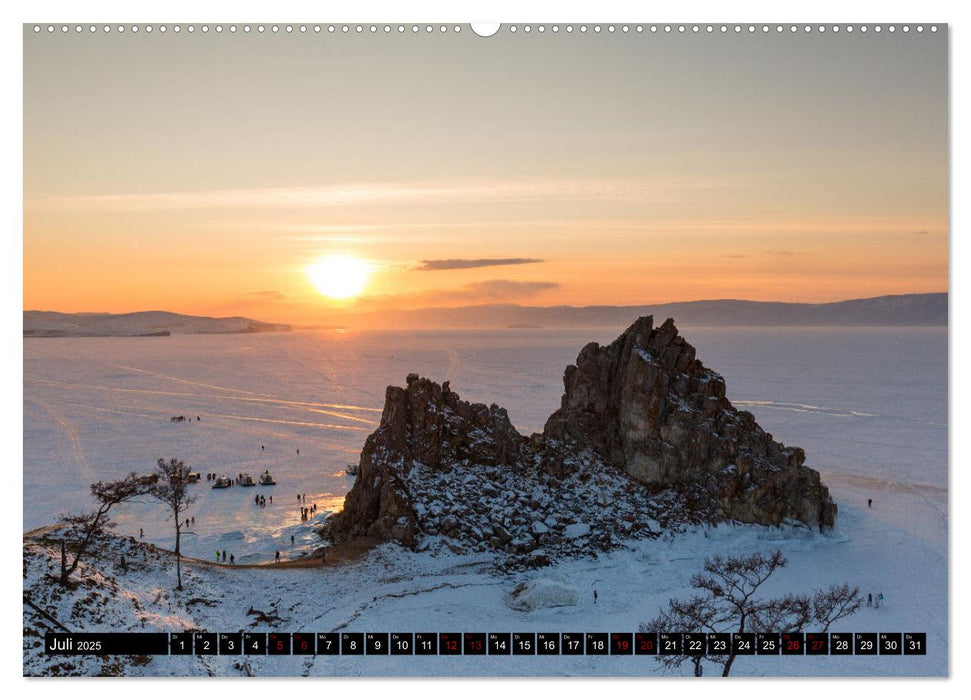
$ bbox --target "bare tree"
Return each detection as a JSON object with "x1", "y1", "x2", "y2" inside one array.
[
  {"x1": 641, "y1": 549, "x2": 862, "y2": 676},
  {"x1": 149, "y1": 458, "x2": 195, "y2": 590},
  {"x1": 810, "y1": 583, "x2": 864, "y2": 632},
  {"x1": 56, "y1": 472, "x2": 155, "y2": 586}
]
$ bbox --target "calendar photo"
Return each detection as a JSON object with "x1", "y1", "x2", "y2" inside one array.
[{"x1": 22, "y1": 20, "x2": 948, "y2": 677}]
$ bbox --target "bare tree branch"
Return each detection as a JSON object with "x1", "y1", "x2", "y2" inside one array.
[
  {"x1": 642, "y1": 549, "x2": 862, "y2": 677},
  {"x1": 57, "y1": 471, "x2": 154, "y2": 585}
]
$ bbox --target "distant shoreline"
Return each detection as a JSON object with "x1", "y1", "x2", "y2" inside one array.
[
  {"x1": 21, "y1": 329, "x2": 296, "y2": 338},
  {"x1": 22, "y1": 310, "x2": 293, "y2": 338},
  {"x1": 22, "y1": 293, "x2": 947, "y2": 334}
]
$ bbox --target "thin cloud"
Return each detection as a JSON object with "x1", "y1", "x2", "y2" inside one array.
[
  {"x1": 416, "y1": 258, "x2": 544, "y2": 271},
  {"x1": 422, "y1": 279, "x2": 559, "y2": 304},
  {"x1": 463, "y1": 280, "x2": 559, "y2": 300},
  {"x1": 37, "y1": 178, "x2": 732, "y2": 212},
  {"x1": 358, "y1": 279, "x2": 560, "y2": 307}
]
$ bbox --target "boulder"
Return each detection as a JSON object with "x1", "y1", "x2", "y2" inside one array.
[{"x1": 506, "y1": 579, "x2": 580, "y2": 611}]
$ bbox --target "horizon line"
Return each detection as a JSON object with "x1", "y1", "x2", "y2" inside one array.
[{"x1": 23, "y1": 290, "x2": 948, "y2": 323}]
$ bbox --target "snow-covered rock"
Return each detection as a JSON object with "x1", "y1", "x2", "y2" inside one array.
[
  {"x1": 327, "y1": 316, "x2": 836, "y2": 568},
  {"x1": 506, "y1": 579, "x2": 579, "y2": 612},
  {"x1": 563, "y1": 523, "x2": 591, "y2": 539}
]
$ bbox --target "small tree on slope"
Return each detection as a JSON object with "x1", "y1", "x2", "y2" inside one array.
[
  {"x1": 150, "y1": 458, "x2": 195, "y2": 590},
  {"x1": 57, "y1": 472, "x2": 155, "y2": 586},
  {"x1": 640, "y1": 549, "x2": 862, "y2": 676}
]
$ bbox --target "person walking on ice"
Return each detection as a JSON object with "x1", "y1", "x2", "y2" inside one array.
[
  {"x1": 868, "y1": 498, "x2": 873, "y2": 508},
  {"x1": 867, "y1": 593, "x2": 872, "y2": 607},
  {"x1": 877, "y1": 592, "x2": 884, "y2": 608}
]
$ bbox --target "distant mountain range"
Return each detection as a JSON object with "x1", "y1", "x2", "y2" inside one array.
[
  {"x1": 340, "y1": 293, "x2": 947, "y2": 329},
  {"x1": 23, "y1": 293, "x2": 946, "y2": 337},
  {"x1": 23, "y1": 311, "x2": 292, "y2": 337}
]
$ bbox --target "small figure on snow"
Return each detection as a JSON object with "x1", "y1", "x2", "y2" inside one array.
[
  {"x1": 867, "y1": 593, "x2": 873, "y2": 607},
  {"x1": 868, "y1": 498, "x2": 873, "y2": 508}
]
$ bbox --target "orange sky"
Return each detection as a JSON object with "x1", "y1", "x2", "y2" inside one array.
[{"x1": 24, "y1": 27, "x2": 948, "y2": 325}]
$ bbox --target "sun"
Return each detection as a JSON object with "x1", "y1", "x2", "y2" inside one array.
[{"x1": 306, "y1": 255, "x2": 370, "y2": 300}]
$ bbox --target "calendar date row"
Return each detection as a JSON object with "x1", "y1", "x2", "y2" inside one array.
[{"x1": 46, "y1": 631, "x2": 926, "y2": 656}]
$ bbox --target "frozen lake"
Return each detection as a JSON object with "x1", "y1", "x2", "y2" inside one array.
[{"x1": 23, "y1": 326, "x2": 947, "y2": 565}]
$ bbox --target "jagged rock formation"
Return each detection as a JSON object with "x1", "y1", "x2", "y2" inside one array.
[
  {"x1": 330, "y1": 375, "x2": 528, "y2": 549},
  {"x1": 543, "y1": 316, "x2": 837, "y2": 528},
  {"x1": 327, "y1": 372, "x2": 686, "y2": 564},
  {"x1": 327, "y1": 317, "x2": 836, "y2": 561}
]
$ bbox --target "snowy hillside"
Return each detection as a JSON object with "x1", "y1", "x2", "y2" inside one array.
[{"x1": 23, "y1": 506, "x2": 946, "y2": 677}]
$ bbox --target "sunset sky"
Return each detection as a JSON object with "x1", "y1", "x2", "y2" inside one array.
[{"x1": 23, "y1": 26, "x2": 948, "y2": 325}]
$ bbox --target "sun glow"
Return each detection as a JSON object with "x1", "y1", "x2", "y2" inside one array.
[{"x1": 306, "y1": 255, "x2": 371, "y2": 300}]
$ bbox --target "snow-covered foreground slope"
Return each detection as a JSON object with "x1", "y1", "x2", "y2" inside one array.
[
  {"x1": 23, "y1": 506, "x2": 945, "y2": 676},
  {"x1": 23, "y1": 327, "x2": 947, "y2": 676}
]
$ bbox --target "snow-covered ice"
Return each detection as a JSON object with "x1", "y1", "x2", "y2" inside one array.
[{"x1": 22, "y1": 326, "x2": 947, "y2": 676}]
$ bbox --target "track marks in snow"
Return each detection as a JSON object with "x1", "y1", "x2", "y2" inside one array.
[
  {"x1": 26, "y1": 377, "x2": 381, "y2": 425},
  {"x1": 735, "y1": 399, "x2": 877, "y2": 418},
  {"x1": 736, "y1": 399, "x2": 946, "y2": 428},
  {"x1": 30, "y1": 396, "x2": 95, "y2": 484}
]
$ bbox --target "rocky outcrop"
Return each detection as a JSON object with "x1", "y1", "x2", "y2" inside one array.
[
  {"x1": 327, "y1": 374, "x2": 529, "y2": 548},
  {"x1": 327, "y1": 317, "x2": 837, "y2": 558},
  {"x1": 326, "y1": 372, "x2": 685, "y2": 562},
  {"x1": 543, "y1": 316, "x2": 836, "y2": 529}
]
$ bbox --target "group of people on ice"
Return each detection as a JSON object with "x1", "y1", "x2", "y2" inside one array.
[
  {"x1": 297, "y1": 494, "x2": 317, "y2": 521},
  {"x1": 215, "y1": 549, "x2": 235, "y2": 565}
]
